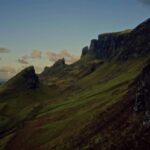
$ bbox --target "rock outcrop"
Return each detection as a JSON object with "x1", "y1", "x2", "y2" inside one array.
[
  {"x1": 81, "y1": 18, "x2": 150, "y2": 61},
  {"x1": 134, "y1": 63, "x2": 150, "y2": 126},
  {"x1": 5, "y1": 66, "x2": 39, "y2": 90},
  {"x1": 81, "y1": 46, "x2": 89, "y2": 57},
  {"x1": 81, "y1": 30, "x2": 130, "y2": 60},
  {"x1": 118, "y1": 18, "x2": 150, "y2": 60},
  {"x1": 53, "y1": 58, "x2": 65, "y2": 68},
  {"x1": 40, "y1": 58, "x2": 66, "y2": 77}
]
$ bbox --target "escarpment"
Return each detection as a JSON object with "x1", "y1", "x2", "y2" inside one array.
[{"x1": 81, "y1": 18, "x2": 150, "y2": 61}]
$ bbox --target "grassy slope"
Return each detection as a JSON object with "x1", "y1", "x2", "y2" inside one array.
[
  {"x1": 0, "y1": 82, "x2": 68, "y2": 149},
  {"x1": 0, "y1": 57, "x2": 147, "y2": 150}
]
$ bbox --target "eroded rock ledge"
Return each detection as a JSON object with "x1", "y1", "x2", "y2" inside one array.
[{"x1": 134, "y1": 63, "x2": 150, "y2": 126}]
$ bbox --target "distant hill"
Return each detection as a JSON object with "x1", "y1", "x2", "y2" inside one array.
[{"x1": 0, "y1": 18, "x2": 150, "y2": 150}]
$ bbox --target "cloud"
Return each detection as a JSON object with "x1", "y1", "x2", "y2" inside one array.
[
  {"x1": 17, "y1": 49, "x2": 42, "y2": 65},
  {"x1": 0, "y1": 48, "x2": 11, "y2": 53},
  {"x1": 0, "y1": 66, "x2": 17, "y2": 79},
  {"x1": 22, "y1": 55, "x2": 29, "y2": 60},
  {"x1": 17, "y1": 53, "x2": 31, "y2": 65},
  {"x1": 137, "y1": 0, "x2": 150, "y2": 5},
  {"x1": 31, "y1": 49, "x2": 42, "y2": 59},
  {"x1": 46, "y1": 51, "x2": 61, "y2": 62},
  {"x1": 46, "y1": 50, "x2": 80, "y2": 64},
  {"x1": 0, "y1": 66, "x2": 16, "y2": 74},
  {"x1": 18, "y1": 58, "x2": 29, "y2": 64}
]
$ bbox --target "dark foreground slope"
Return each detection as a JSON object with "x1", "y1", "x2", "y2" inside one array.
[{"x1": 0, "y1": 18, "x2": 150, "y2": 150}]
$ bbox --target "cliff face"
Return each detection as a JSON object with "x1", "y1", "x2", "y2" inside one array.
[
  {"x1": 81, "y1": 30, "x2": 130, "y2": 60},
  {"x1": 5, "y1": 66, "x2": 39, "y2": 90},
  {"x1": 134, "y1": 63, "x2": 150, "y2": 126},
  {"x1": 81, "y1": 18, "x2": 150, "y2": 61},
  {"x1": 118, "y1": 18, "x2": 150, "y2": 60}
]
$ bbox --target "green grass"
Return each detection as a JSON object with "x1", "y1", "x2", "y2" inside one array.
[
  {"x1": 15, "y1": 58, "x2": 143, "y2": 149},
  {"x1": 0, "y1": 57, "x2": 148, "y2": 149},
  {"x1": 0, "y1": 133, "x2": 14, "y2": 150}
]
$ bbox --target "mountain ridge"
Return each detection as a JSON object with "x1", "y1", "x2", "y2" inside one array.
[
  {"x1": 81, "y1": 18, "x2": 150, "y2": 61},
  {"x1": 0, "y1": 18, "x2": 150, "y2": 150}
]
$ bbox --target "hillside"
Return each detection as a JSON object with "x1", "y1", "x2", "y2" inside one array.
[{"x1": 0, "y1": 18, "x2": 150, "y2": 150}]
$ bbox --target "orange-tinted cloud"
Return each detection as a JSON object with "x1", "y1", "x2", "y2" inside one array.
[
  {"x1": 0, "y1": 66, "x2": 16, "y2": 74},
  {"x1": 0, "y1": 48, "x2": 11, "y2": 53},
  {"x1": 46, "y1": 50, "x2": 79, "y2": 64},
  {"x1": 0, "y1": 66, "x2": 17, "y2": 79},
  {"x1": 18, "y1": 58, "x2": 29, "y2": 64},
  {"x1": 31, "y1": 49, "x2": 42, "y2": 59}
]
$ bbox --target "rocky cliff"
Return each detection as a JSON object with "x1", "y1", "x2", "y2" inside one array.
[
  {"x1": 134, "y1": 62, "x2": 150, "y2": 126},
  {"x1": 5, "y1": 66, "x2": 39, "y2": 90},
  {"x1": 81, "y1": 18, "x2": 150, "y2": 61},
  {"x1": 40, "y1": 58, "x2": 66, "y2": 77}
]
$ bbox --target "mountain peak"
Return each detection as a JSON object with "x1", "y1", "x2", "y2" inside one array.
[
  {"x1": 40, "y1": 58, "x2": 66, "y2": 78},
  {"x1": 53, "y1": 58, "x2": 66, "y2": 67},
  {"x1": 135, "y1": 18, "x2": 150, "y2": 30},
  {"x1": 5, "y1": 66, "x2": 39, "y2": 90},
  {"x1": 81, "y1": 46, "x2": 89, "y2": 57}
]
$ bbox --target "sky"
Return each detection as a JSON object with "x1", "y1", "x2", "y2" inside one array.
[{"x1": 0, "y1": 0, "x2": 150, "y2": 80}]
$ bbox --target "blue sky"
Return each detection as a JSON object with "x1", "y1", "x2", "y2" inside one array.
[{"x1": 0, "y1": 0, "x2": 150, "y2": 79}]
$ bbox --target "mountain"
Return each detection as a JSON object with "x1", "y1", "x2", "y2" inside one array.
[
  {"x1": 81, "y1": 18, "x2": 150, "y2": 60},
  {"x1": 0, "y1": 18, "x2": 150, "y2": 150},
  {"x1": 5, "y1": 66, "x2": 39, "y2": 89}
]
